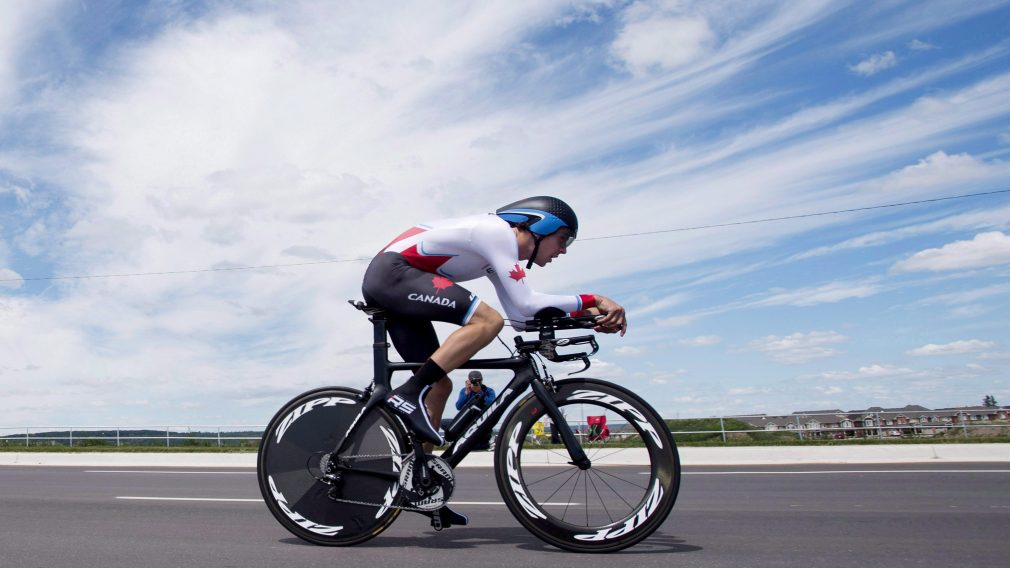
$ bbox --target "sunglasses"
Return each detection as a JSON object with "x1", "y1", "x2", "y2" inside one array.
[{"x1": 557, "y1": 231, "x2": 576, "y2": 248}]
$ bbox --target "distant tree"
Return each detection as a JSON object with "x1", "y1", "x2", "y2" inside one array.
[{"x1": 983, "y1": 395, "x2": 999, "y2": 408}]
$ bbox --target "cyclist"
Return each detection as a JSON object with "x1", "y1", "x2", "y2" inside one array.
[
  {"x1": 362, "y1": 195, "x2": 627, "y2": 444},
  {"x1": 361, "y1": 196, "x2": 626, "y2": 527}
]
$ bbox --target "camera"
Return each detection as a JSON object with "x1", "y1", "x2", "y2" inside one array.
[{"x1": 471, "y1": 377, "x2": 482, "y2": 386}]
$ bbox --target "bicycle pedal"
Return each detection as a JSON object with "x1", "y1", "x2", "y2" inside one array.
[{"x1": 430, "y1": 515, "x2": 443, "y2": 531}]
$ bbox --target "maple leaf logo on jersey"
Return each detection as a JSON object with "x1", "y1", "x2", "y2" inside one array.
[
  {"x1": 509, "y1": 264, "x2": 526, "y2": 283},
  {"x1": 431, "y1": 276, "x2": 454, "y2": 294}
]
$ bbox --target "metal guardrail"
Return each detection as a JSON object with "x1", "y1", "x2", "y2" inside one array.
[
  {"x1": 0, "y1": 426, "x2": 265, "y2": 448},
  {"x1": 2, "y1": 410, "x2": 1008, "y2": 447}
]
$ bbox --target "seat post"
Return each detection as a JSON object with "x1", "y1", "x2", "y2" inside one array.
[{"x1": 370, "y1": 313, "x2": 392, "y2": 389}]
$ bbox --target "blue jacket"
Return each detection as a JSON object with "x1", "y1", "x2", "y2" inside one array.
[{"x1": 456, "y1": 385, "x2": 496, "y2": 410}]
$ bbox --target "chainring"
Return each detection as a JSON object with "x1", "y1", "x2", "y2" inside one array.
[{"x1": 398, "y1": 454, "x2": 455, "y2": 511}]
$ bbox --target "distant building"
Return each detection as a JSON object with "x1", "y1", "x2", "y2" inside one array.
[{"x1": 733, "y1": 405, "x2": 1010, "y2": 439}]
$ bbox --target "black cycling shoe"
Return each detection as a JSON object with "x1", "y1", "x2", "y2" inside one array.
[
  {"x1": 420, "y1": 505, "x2": 469, "y2": 530},
  {"x1": 386, "y1": 383, "x2": 444, "y2": 446}
]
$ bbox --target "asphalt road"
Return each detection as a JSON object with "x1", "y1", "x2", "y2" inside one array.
[{"x1": 1, "y1": 463, "x2": 1008, "y2": 568}]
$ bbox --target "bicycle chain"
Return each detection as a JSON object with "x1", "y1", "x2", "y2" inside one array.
[{"x1": 322, "y1": 452, "x2": 448, "y2": 513}]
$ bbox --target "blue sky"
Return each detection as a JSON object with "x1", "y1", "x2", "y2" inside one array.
[{"x1": 2, "y1": 0, "x2": 1010, "y2": 427}]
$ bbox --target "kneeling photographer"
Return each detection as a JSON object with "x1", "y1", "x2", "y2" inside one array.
[{"x1": 445, "y1": 371, "x2": 496, "y2": 450}]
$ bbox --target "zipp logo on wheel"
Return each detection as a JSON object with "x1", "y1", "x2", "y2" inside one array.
[{"x1": 387, "y1": 395, "x2": 417, "y2": 414}]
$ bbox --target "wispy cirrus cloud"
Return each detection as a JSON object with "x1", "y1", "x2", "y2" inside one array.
[
  {"x1": 0, "y1": 2, "x2": 62, "y2": 108},
  {"x1": 907, "y1": 339, "x2": 996, "y2": 356},
  {"x1": 789, "y1": 205, "x2": 1010, "y2": 261},
  {"x1": 752, "y1": 280, "x2": 882, "y2": 307},
  {"x1": 3, "y1": 1, "x2": 1010, "y2": 426}
]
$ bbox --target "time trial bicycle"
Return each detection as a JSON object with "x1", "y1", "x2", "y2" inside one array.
[{"x1": 257, "y1": 301, "x2": 681, "y2": 553}]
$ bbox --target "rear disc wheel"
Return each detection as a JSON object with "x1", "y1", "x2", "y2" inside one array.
[{"x1": 257, "y1": 387, "x2": 409, "y2": 546}]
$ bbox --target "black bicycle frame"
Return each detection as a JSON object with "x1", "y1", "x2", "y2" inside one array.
[{"x1": 336, "y1": 308, "x2": 590, "y2": 470}]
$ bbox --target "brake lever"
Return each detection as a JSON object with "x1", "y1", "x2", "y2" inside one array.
[{"x1": 568, "y1": 355, "x2": 591, "y2": 375}]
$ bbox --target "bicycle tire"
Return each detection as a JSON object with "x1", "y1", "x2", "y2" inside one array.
[
  {"x1": 257, "y1": 386, "x2": 409, "y2": 546},
  {"x1": 493, "y1": 379, "x2": 680, "y2": 552}
]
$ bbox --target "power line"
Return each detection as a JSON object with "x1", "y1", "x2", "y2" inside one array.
[
  {"x1": 581, "y1": 188, "x2": 1010, "y2": 241},
  {"x1": 4, "y1": 188, "x2": 1009, "y2": 283}
]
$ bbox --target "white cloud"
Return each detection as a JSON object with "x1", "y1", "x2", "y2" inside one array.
[
  {"x1": 754, "y1": 280, "x2": 881, "y2": 307},
  {"x1": 3, "y1": 2, "x2": 1010, "y2": 424},
  {"x1": 920, "y1": 283, "x2": 1010, "y2": 305},
  {"x1": 908, "y1": 39, "x2": 937, "y2": 51},
  {"x1": 0, "y1": 179, "x2": 32, "y2": 204},
  {"x1": 979, "y1": 351, "x2": 1010, "y2": 361},
  {"x1": 871, "y1": 151, "x2": 1000, "y2": 192},
  {"x1": 807, "y1": 364, "x2": 919, "y2": 381},
  {"x1": 678, "y1": 335, "x2": 722, "y2": 347},
  {"x1": 892, "y1": 232, "x2": 1010, "y2": 272},
  {"x1": 946, "y1": 305, "x2": 989, "y2": 319},
  {"x1": 614, "y1": 345, "x2": 647, "y2": 356},
  {"x1": 791, "y1": 205, "x2": 1010, "y2": 261},
  {"x1": 907, "y1": 339, "x2": 996, "y2": 356},
  {"x1": 645, "y1": 368, "x2": 688, "y2": 385},
  {"x1": 849, "y1": 51, "x2": 898, "y2": 76},
  {"x1": 728, "y1": 387, "x2": 760, "y2": 395},
  {"x1": 746, "y1": 331, "x2": 846, "y2": 365},
  {"x1": 0, "y1": 2, "x2": 60, "y2": 107},
  {"x1": 628, "y1": 293, "x2": 691, "y2": 318},
  {"x1": 611, "y1": 5, "x2": 715, "y2": 76},
  {"x1": 0, "y1": 268, "x2": 23, "y2": 289}
]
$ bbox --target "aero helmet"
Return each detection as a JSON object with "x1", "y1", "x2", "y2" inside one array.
[{"x1": 496, "y1": 196, "x2": 578, "y2": 268}]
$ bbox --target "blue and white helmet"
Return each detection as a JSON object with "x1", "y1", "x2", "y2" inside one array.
[
  {"x1": 496, "y1": 196, "x2": 578, "y2": 268},
  {"x1": 495, "y1": 196, "x2": 578, "y2": 247}
]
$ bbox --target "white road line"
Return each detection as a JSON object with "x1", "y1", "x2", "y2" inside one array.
[
  {"x1": 92, "y1": 468, "x2": 1010, "y2": 477},
  {"x1": 678, "y1": 469, "x2": 1010, "y2": 475},
  {"x1": 117, "y1": 496, "x2": 262, "y2": 502},
  {"x1": 115, "y1": 497, "x2": 580, "y2": 506},
  {"x1": 87, "y1": 470, "x2": 254, "y2": 475}
]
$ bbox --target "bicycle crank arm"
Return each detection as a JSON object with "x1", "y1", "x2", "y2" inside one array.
[{"x1": 531, "y1": 379, "x2": 591, "y2": 470}]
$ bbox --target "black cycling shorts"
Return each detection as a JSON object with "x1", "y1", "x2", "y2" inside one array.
[{"x1": 361, "y1": 252, "x2": 481, "y2": 363}]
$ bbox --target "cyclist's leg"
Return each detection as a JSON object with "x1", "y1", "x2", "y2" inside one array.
[
  {"x1": 390, "y1": 303, "x2": 502, "y2": 446},
  {"x1": 384, "y1": 317, "x2": 447, "y2": 445},
  {"x1": 386, "y1": 322, "x2": 452, "y2": 453},
  {"x1": 428, "y1": 302, "x2": 504, "y2": 371},
  {"x1": 424, "y1": 376, "x2": 452, "y2": 445},
  {"x1": 364, "y1": 254, "x2": 499, "y2": 444},
  {"x1": 391, "y1": 301, "x2": 502, "y2": 424}
]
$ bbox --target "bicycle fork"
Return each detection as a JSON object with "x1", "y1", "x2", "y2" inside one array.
[{"x1": 531, "y1": 379, "x2": 591, "y2": 470}]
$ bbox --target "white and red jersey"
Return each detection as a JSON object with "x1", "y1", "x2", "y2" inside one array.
[{"x1": 379, "y1": 214, "x2": 594, "y2": 328}]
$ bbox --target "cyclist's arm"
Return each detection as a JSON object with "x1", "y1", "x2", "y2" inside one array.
[
  {"x1": 472, "y1": 220, "x2": 591, "y2": 328},
  {"x1": 572, "y1": 294, "x2": 627, "y2": 336}
]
